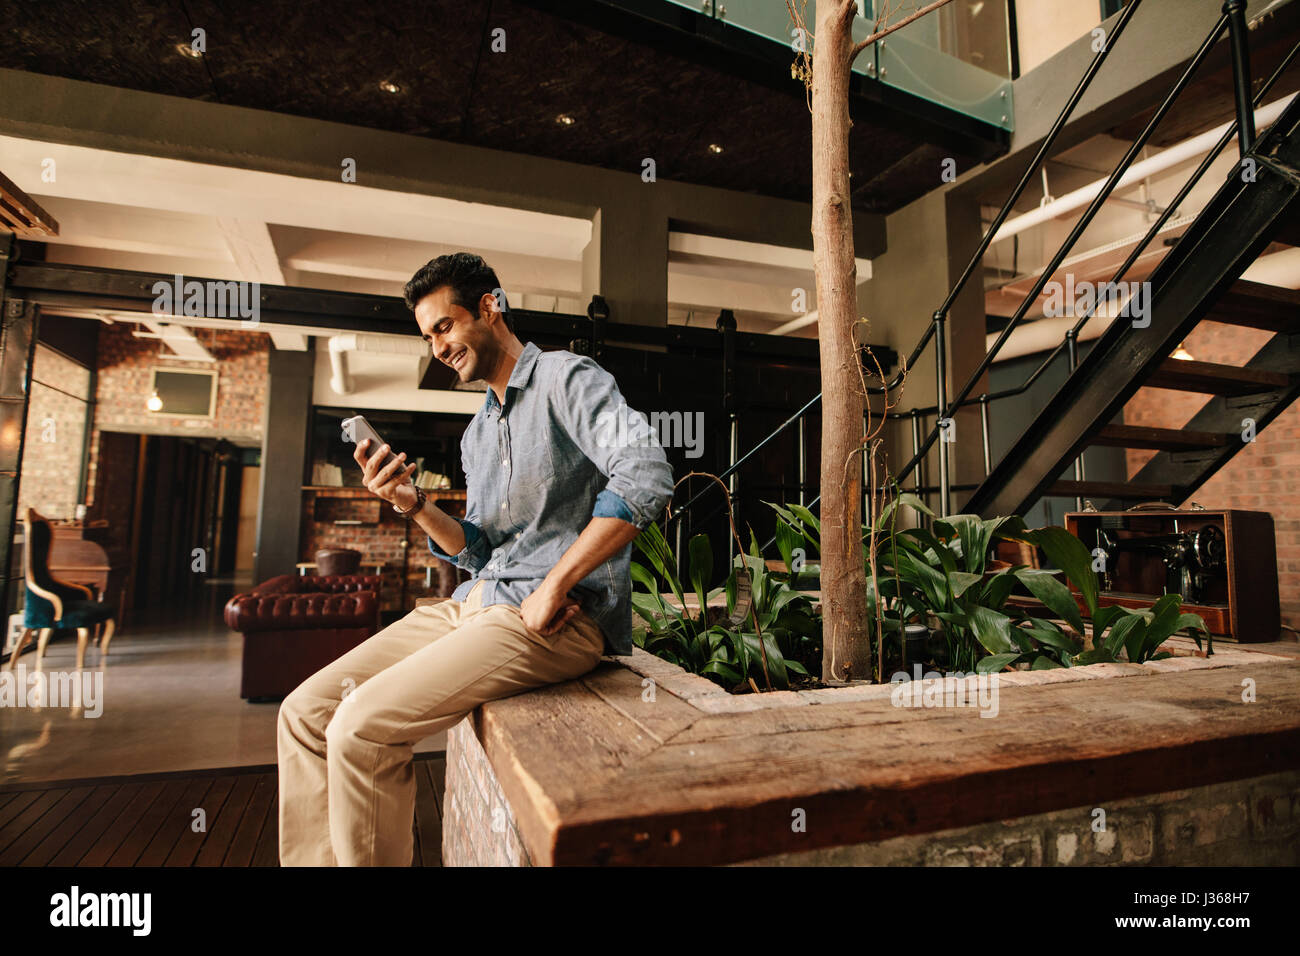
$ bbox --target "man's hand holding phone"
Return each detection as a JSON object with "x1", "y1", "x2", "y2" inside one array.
[{"x1": 355, "y1": 438, "x2": 419, "y2": 511}]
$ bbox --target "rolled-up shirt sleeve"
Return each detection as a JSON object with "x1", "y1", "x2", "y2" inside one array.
[
  {"x1": 553, "y1": 356, "x2": 674, "y2": 530},
  {"x1": 427, "y1": 445, "x2": 493, "y2": 571}
]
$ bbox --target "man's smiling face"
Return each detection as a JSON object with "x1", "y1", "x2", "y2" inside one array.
[{"x1": 414, "y1": 286, "x2": 493, "y2": 382}]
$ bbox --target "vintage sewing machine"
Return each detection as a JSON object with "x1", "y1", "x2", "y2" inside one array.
[{"x1": 1064, "y1": 506, "x2": 1279, "y2": 642}]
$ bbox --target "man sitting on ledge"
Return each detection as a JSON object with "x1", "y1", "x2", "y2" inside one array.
[{"x1": 277, "y1": 252, "x2": 674, "y2": 866}]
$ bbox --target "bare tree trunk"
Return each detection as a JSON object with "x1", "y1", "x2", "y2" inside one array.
[{"x1": 811, "y1": 0, "x2": 870, "y2": 682}]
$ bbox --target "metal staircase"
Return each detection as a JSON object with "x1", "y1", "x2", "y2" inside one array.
[
  {"x1": 967, "y1": 103, "x2": 1300, "y2": 515},
  {"x1": 668, "y1": 0, "x2": 1300, "y2": 549}
]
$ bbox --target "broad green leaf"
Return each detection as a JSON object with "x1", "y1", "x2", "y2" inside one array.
[
  {"x1": 1021, "y1": 620, "x2": 1081, "y2": 655},
  {"x1": 700, "y1": 660, "x2": 742, "y2": 683},
  {"x1": 774, "y1": 518, "x2": 800, "y2": 572},
  {"x1": 1012, "y1": 525, "x2": 1099, "y2": 616},
  {"x1": 1134, "y1": 593, "x2": 1183, "y2": 662},
  {"x1": 980, "y1": 569, "x2": 1019, "y2": 609},
  {"x1": 977, "y1": 652, "x2": 1020, "y2": 674},
  {"x1": 968, "y1": 605, "x2": 1015, "y2": 655},
  {"x1": 787, "y1": 503, "x2": 821, "y2": 537},
  {"x1": 1015, "y1": 568, "x2": 1085, "y2": 636},
  {"x1": 687, "y1": 533, "x2": 712, "y2": 619},
  {"x1": 1104, "y1": 613, "x2": 1145, "y2": 659},
  {"x1": 949, "y1": 571, "x2": 985, "y2": 600}
]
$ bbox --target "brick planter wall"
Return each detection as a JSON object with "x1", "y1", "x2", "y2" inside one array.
[
  {"x1": 736, "y1": 768, "x2": 1300, "y2": 866},
  {"x1": 443, "y1": 718, "x2": 535, "y2": 867}
]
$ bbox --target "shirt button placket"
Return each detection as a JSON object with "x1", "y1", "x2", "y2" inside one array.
[{"x1": 499, "y1": 416, "x2": 510, "y2": 524}]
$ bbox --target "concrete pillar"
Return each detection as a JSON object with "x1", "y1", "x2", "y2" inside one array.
[{"x1": 254, "y1": 344, "x2": 314, "y2": 581}]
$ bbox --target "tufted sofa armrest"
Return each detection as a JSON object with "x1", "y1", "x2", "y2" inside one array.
[
  {"x1": 312, "y1": 574, "x2": 382, "y2": 594},
  {"x1": 249, "y1": 574, "x2": 300, "y2": 598},
  {"x1": 225, "y1": 589, "x2": 378, "y2": 633}
]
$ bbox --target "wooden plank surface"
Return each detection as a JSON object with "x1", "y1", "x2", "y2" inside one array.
[
  {"x1": 0, "y1": 756, "x2": 444, "y2": 867},
  {"x1": 224, "y1": 774, "x2": 276, "y2": 867},
  {"x1": 544, "y1": 660, "x2": 1300, "y2": 864},
  {"x1": 413, "y1": 758, "x2": 443, "y2": 868},
  {"x1": 580, "y1": 662, "x2": 703, "y2": 744},
  {"x1": 478, "y1": 679, "x2": 661, "y2": 865}
]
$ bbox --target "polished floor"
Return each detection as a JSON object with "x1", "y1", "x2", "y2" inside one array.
[
  {"x1": 0, "y1": 753, "x2": 446, "y2": 866},
  {"x1": 0, "y1": 580, "x2": 446, "y2": 787}
]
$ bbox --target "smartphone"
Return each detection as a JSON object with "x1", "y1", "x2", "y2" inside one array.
[{"x1": 341, "y1": 415, "x2": 397, "y2": 472}]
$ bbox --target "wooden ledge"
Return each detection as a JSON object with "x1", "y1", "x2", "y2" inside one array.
[{"x1": 465, "y1": 646, "x2": 1300, "y2": 865}]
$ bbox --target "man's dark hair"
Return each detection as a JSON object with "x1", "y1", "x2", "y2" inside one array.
[{"x1": 403, "y1": 252, "x2": 513, "y2": 333}]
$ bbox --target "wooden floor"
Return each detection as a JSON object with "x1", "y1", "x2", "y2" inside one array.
[{"x1": 0, "y1": 752, "x2": 447, "y2": 866}]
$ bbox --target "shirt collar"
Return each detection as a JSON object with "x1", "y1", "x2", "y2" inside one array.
[{"x1": 483, "y1": 341, "x2": 541, "y2": 415}]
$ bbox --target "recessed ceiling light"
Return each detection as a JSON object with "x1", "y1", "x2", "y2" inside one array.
[
  {"x1": 556, "y1": 114, "x2": 576, "y2": 126},
  {"x1": 175, "y1": 42, "x2": 201, "y2": 59},
  {"x1": 708, "y1": 143, "x2": 724, "y2": 154},
  {"x1": 378, "y1": 80, "x2": 401, "y2": 94}
]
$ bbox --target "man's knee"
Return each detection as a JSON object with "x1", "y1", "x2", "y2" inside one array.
[
  {"x1": 322, "y1": 691, "x2": 377, "y2": 755},
  {"x1": 279, "y1": 680, "x2": 336, "y2": 740}
]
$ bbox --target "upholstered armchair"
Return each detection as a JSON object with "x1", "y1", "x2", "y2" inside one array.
[{"x1": 8, "y1": 508, "x2": 117, "y2": 670}]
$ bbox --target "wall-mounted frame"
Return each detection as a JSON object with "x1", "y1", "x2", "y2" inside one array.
[{"x1": 148, "y1": 366, "x2": 218, "y2": 419}]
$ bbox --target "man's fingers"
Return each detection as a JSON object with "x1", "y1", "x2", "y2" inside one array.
[
  {"x1": 374, "y1": 450, "x2": 407, "y2": 484},
  {"x1": 541, "y1": 603, "x2": 579, "y2": 635},
  {"x1": 378, "y1": 463, "x2": 418, "y2": 496}
]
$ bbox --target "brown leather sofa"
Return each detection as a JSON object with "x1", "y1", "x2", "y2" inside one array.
[{"x1": 224, "y1": 573, "x2": 381, "y2": 701}]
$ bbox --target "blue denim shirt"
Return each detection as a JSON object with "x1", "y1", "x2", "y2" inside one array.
[{"x1": 428, "y1": 341, "x2": 674, "y2": 655}]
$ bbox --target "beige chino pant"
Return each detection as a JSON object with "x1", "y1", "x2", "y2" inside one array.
[{"x1": 276, "y1": 579, "x2": 605, "y2": 866}]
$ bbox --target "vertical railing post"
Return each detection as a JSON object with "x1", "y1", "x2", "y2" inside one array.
[
  {"x1": 718, "y1": 309, "x2": 738, "y2": 563},
  {"x1": 979, "y1": 394, "x2": 992, "y2": 476},
  {"x1": 797, "y1": 413, "x2": 807, "y2": 506},
  {"x1": 674, "y1": 515, "x2": 684, "y2": 577},
  {"x1": 909, "y1": 408, "x2": 926, "y2": 520},
  {"x1": 1065, "y1": 328, "x2": 1085, "y2": 511},
  {"x1": 933, "y1": 311, "x2": 950, "y2": 517},
  {"x1": 586, "y1": 294, "x2": 608, "y2": 362},
  {"x1": 1224, "y1": 0, "x2": 1256, "y2": 153}
]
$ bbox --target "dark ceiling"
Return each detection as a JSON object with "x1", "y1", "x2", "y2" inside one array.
[{"x1": 0, "y1": 0, "x2": 1007, "y2": 214}]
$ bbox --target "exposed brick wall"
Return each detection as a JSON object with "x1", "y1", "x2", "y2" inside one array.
[
  {"x1": 739, "y1": 769, "x2": 1300, "y2": 866},
  {"x1": 300, "y1": 488, "x2": 467, "y2": 613},
  {"x1": 85, "y1": 324, "x2": 268, "y2": 507},
  {"x1": 443, "y1": 717, "x2": 535, "y2": 867},
  {"x1": 1121, "y1": 319, "x2": 1298, "y2": 633},
  {"x1": 18, "y1": 345, "x2": 91, "y2": 520}
]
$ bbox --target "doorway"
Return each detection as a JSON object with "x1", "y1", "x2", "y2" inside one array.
[{"x1": 89, "y1": 433, "x2": 258, "y2": 625}]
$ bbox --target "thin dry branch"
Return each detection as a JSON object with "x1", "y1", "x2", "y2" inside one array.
[
  {"x1": 665, "y1": 470, "x2": 774, "y2": 691},
  {"x1": 849, "y1": 0, "x2": 958, "y2": 65}
]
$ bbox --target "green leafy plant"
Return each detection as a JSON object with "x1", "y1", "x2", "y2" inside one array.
[
  {"x1": 1010, "y1": 525, "x2": 1213, "y2": 664},
  {"x1": 629, "y1": 522, "x2": 820, "y2": 691},
  {"x1": 768, "y1": 495, "x2": 1211, "y2": 675}
]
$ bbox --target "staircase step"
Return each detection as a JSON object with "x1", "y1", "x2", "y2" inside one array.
[
  {"x1": 1204, "y1": 279, "x2": 1300, "y2": 333},
  {"x1": 1088, "y1": 424, "x2": 1231, "y2": 451},
  {"x1": 1048, "y1": 480, "x2": 1176, "y2": 500},
  {"x1": 1144, "y1": 358, "x2": 1290, "y2": 395}
]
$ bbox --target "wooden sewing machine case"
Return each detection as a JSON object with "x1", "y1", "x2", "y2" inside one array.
[{"x1": 1063, "y1": 508, "x2": 1279, "y2": 643}]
